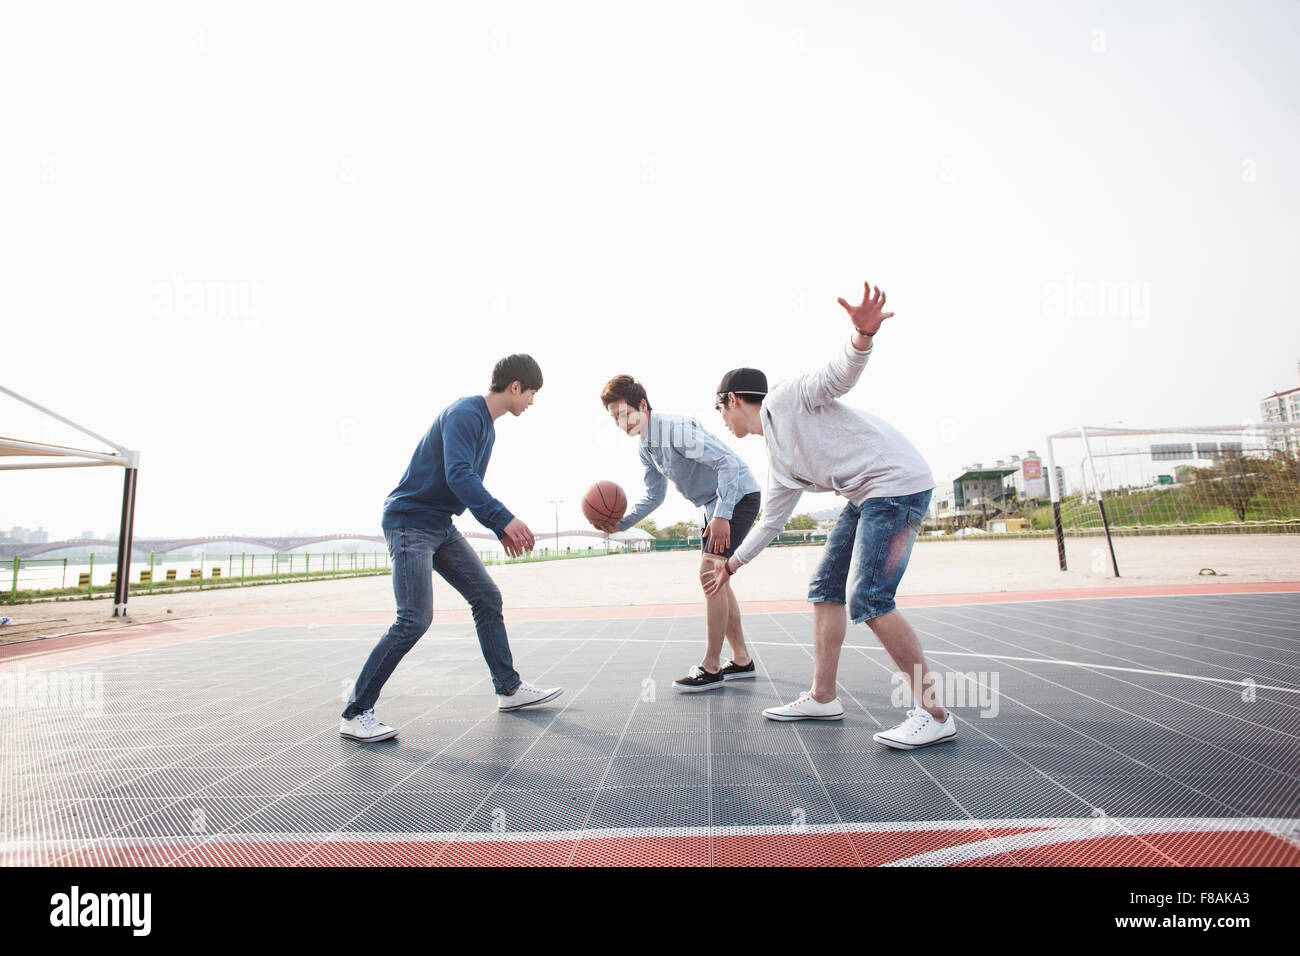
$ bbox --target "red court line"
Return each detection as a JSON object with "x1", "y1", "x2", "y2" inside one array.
[
  {"x1": 24, "y1": 825, "x2": 1298, "y2": 867},
  {"x1": 956, "y1": 830, "x2": 1300, "y2": 867},
  {"x1": 4, "y1": 580, "x2": 1297, "y2": 667},
  {"x1": 31, "y1": 825, "x2": 1052, "y2": 868}
]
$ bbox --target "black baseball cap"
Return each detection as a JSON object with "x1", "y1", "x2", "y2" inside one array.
[{"x1": 716, "y1": 367, "x2": 768, "y2": 399}]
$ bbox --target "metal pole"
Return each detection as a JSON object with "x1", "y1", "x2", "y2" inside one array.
[
  {"x1": 1046, "y1": 436, "x2": 1066, "y2": 571},
  {"x1": 548, "y1": 498, "x2": 563, "y2": 553},
  {"x1": 112, "y1": 466, "x2": 138, "y2": 617},
  {"x1": 1079, "y1": 426, "x2": 1120, "y2": 577}
]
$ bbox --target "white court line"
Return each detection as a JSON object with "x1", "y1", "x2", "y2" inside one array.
[
  {"x1": 6, "y1": 586, "x2": 1297, "y2": 663},
  {"x1": 176, "y1": 619, "x2": 599, "y2": 868},
  {"x1": 988, "y1": 598, "x2": 1300, "y2": 675},
  {"x1": 4, "y1": 815, "x2": 1296, "y2": 853},
  {"x1": 1102, "y1": 595, "x2": 1300, "y2": 647},
  {"x1": 126, "y1": 634, "x2": 1300, "y2": 695},
  {"x1": 8, "y1": 587, "x2": 1298, "y2": 663},
  {"x1": 37, "y1": 622, "x2": 584, "y2": 867}
]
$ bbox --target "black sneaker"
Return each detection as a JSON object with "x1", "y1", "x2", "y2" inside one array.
[
  {"x1": 719, "y1": 659, "x2": 756, "y2": 680},
  {"x1": 672, "y1": 665, "x2": 724, "y2": 693}
]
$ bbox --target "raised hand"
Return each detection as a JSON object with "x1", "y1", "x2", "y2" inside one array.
[{"x1": 836, "y1": 281, "x2": 895, "y2": 337}]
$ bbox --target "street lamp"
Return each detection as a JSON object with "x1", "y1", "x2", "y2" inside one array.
[{"x1": 548, "y1": 498, "x2": 563, "y2": 553}]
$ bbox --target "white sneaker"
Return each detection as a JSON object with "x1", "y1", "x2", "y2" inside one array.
[
  {"x1": 339, "y1": 709, "x2": 398, "y2": 743},
  {"x1": 873, "y1": 708, "x2": 956, "y2": 749},
  {"x1": 498, "y1": 679, "x2": 563, "y2": 712},
  {"x1": 762, "y1": 691, "x2": 844, "y2": 721}
]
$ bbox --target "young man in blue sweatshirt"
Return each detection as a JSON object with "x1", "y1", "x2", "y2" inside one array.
[
  {"x1": 597, "y1": 374, "x2": 762, "y2": 693},
  {"x1": 340, "y1": 354, "x2": 562, "y2": 743}
]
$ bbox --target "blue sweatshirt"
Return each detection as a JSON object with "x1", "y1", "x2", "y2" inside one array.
[{"x1": 381, "y1": 396, "x2": 515, "y2": 537}]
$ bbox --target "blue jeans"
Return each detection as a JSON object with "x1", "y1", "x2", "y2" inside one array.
[
  {"x1": 342, "y1": 524, "x2": 520, "y2": 718},
  {"x1": 807, "y1": 490, "x2": 932, "y2": 624}
]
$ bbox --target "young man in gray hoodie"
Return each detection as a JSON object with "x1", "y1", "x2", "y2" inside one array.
[{"x1": 702, "y1": 281, "x2": 954, "y2": 749}]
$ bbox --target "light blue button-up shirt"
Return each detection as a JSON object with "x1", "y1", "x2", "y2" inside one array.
[{"x1": 618, "y1": 411, "x2": 761, "y2": 531}]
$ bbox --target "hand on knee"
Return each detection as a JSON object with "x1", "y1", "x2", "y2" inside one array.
[{"x1": 698, "y1": 563, "x2": 715, "y2": 594}]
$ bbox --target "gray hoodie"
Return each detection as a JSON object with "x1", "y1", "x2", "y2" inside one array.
[{"x1": 733, "y1": 337, "x2": 934, "y2": 566}]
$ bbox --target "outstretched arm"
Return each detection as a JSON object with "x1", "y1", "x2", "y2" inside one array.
[
  {"x1": 611, "y1": 446, "x2": 666, "y2": 533},
  {"x1": 798, "y1": 280, "x2": 896, "y2": 411},
  {"x1": 701, "y1": 483, "x2": 802, "y2": 596}
]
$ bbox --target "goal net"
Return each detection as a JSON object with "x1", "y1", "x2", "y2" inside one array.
[{"x1": 1043, "y1": 422, "x2": 1300, "y2": 572}]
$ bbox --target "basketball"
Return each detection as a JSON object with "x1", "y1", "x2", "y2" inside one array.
[{"x1": 582, "y1": 480, "x2": 627, "y2": 528}]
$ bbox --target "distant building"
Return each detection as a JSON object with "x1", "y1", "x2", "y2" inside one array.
[
  {"x1": 1260, "y1": 360, "x2": 1300, "y2": 454},
  {"x1": 9, "y1": 526, "x2": 28, "y2": 543},
  {"x1": 933, "y1": 462, "x2": 1015, "y2": 530},
  {"x1": 931, "y1": 452, "x2": 1068, "y2": 531},
  {"x1": 28, "y1": 527, "x2": 48, "y2": 544},
  {"x1": 1004, "y1": 451, "x2": 1065, "y2": 500}
]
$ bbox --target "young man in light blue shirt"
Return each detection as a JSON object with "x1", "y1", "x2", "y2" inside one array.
[{"x1": 597, "y1": 375, "x2": 762, "y2": 692}]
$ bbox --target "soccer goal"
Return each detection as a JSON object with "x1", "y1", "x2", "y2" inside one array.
[{"x1": 1043, "y1": 423, "x2": 1300, "y2": 575}]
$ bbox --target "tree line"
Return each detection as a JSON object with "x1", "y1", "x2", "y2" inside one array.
[{"x1": 635, "y1": 511, "x2": 819, "y2": 540}]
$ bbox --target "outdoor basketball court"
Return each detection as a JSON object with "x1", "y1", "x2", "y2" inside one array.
[{"x1": 3, "y1": 585, "x2": 1298, "y2": 867}]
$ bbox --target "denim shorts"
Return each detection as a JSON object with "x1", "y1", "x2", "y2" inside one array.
[{"x1": 807, "y1": 489, "x2": 932, "y2": 624}]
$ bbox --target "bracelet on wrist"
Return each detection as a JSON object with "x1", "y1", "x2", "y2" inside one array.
[{"x1": 854, "y1": 328, "x2": 875, "y2": 338}]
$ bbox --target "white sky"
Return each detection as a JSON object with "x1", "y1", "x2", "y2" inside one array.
[{"x1": 3, "y1": 0, "x2": 1298, "y2": 541}]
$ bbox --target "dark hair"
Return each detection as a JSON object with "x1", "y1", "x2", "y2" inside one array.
[
  {"x1": 718, "y1": 391, "x2": 763, "y2": 408},
  {"x1": 490, "y1": 354, "x2": 543, "y2": 393},
  {"x1": 601, "y1": 374, "x2": 652, "y2": 413}
]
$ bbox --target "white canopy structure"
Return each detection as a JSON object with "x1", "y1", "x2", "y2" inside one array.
[
  {"x1": 1, "y1": 384, "x2": 140, "y2": 617},
  {"x1": 611, "y1": 527, "x2": 655, "y2": 552}
]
